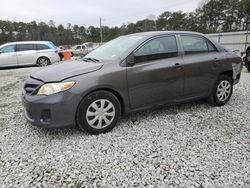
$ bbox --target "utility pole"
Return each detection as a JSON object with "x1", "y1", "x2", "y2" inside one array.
[{"x1": 100, "y1": 17, "x2": 103, "y2": 44}]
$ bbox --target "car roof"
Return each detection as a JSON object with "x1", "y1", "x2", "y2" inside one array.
[
  {"x1": 127, "y1": 31, "x2": 205, "y2": 37},
  {"x1": 1, "y1": 41, "x2": 51, "y2": 46}
]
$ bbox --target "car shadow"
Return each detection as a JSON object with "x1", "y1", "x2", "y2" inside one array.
[
  {"x1": 0, "y1": 65, "x2": 37, "y2": 70},
  {"x1": 27, "y1": 99, "x2": 211, "y2": 138}
]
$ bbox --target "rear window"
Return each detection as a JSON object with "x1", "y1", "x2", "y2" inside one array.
[
  {"x1": 181, "y1": 35, "x2": 208, "y2": 55},
  {"x1": 16, "y1": 44, "x2": 35, "y2": 52},
  {"x1": 36, "y1": 44, "x2": 50, "y2": 50},
  {"x1": 47, "y1": 42, "x2": 57, "y2": 50}
]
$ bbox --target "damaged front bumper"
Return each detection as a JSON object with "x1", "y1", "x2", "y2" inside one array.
[{"x1": 232, "y1": 62, "x2": 243, "y2": 84}]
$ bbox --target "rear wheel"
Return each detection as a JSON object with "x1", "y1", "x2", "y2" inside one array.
[
  {"x1": 37, "y1": 57, "x2": 50, "y2": 67},
  {"x1": 76, "y1": 91, "x2": 121, "y2": 134},
  {"x1": 208, "y1": 75, "x2": 233, "y2": 106}
]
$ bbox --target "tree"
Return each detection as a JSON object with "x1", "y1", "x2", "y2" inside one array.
[{"x1": 0, "y1": 0, "x2": 250, "y2": 45}]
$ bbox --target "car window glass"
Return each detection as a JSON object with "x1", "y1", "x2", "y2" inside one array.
[
  {"x1": 134, "y1": 36, "x2": 178, "y2": 63},
  {"x1": 47, "y1": 42, "x2": 57, "y2": 50},
  {"x1": 0, "y1": 45, "x2": 16, "y2": 53},
  {"x1": 76, "y1": 46, "x2": 81, "y2": 50},
  {"x1": 17, "y1": 44, "x2": 35, "y2": 52},
  {"x1": 207, "y1": 41, "x2": 217, "y2": 52},
  {"x1": 181, "y1": 36, "x2": 208, "y2": 55},
  {"x1": 85, "y1": 35, "x2": 145, "y2": 60},
  {"x1": 36, "y1": 44, "x2": 50, "y2": 50}
]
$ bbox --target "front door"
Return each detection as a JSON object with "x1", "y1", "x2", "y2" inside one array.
[
  {"x1": 127, "y1": 35, "x2": 184, "y2": 109},
  {"x1": 0, "y1": 44, "x2": 18, "y2": 67}
]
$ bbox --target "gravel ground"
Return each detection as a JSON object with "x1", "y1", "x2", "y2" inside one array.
[{"x1": 0, "y1": 66, "x2": 250, "y2": 188}]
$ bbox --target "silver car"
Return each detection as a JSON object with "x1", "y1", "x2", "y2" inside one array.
[{"x1": 0, "y1": 41, "x2": 60, "y2": 67}]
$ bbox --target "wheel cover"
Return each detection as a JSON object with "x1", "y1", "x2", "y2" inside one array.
[
  {"x1": 86, "y1": 99, "x2": 115, "y2": 129},
  {"x1": 38, "y1": 58, "x2": 48, "y2": 66},
  {"x1": 216, "y1": 80, "x2": 231, "y2": 102}
]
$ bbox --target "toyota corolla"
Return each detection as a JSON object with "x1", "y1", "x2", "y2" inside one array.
[{"x1": 22, "y1": 31, "x2": 242, "y2": 134}]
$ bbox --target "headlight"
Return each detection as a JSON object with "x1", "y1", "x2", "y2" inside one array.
[{"x1": 37, "y1": 81, "x2": 75, "y2": 96}]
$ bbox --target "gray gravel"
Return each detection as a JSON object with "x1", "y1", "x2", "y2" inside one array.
[{"x1": 0, "y1": 66, "x2": 250, "y2": 188}]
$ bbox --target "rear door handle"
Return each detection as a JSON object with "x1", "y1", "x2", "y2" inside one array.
[{"x1": 174, "y1": 63, "x2": 182, "y2": 69}]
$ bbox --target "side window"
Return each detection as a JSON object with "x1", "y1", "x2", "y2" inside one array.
[
  {"x1": 36, "y1": 44, "x2": 50, "y2": 50},
  {"x1": 134, "y1": 36, "x2": 178, "y2": 63},
  {"x1": 16, "y1": 44, "x2": 35, "y2": 52},
  {"x1": 181, "y1": 35, "x2": 208, "y2": 55},
  {"x1": 0, "y1": 45, "x2": 16, "y2": 53},
  {"x1": 76, "y1": 46, "x2": 81, "y2": 50},
  {"x1": 207, "y1": 41, "x2": 218, "y2": 52}
]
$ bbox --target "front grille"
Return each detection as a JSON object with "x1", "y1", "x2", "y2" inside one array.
[{"x1": 24, "y1": 77, "x2": 43, "y2": 95}]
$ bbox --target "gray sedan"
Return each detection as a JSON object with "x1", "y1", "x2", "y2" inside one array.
[{"x1": 22, "y1": 31, "x2": 242, "y2": 134}]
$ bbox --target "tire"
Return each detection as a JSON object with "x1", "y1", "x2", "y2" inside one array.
[
  {"x1": 208, "y1": 75, "x2": 233, "y2": 106},
  {"x1": 247, "y1": 66, "x2": 250, "y2": 72},
  {"x1": 37, "y1": 57, "x2": 50, "y2": 67},
  {"x1": 76, "y1": 91, "x2": 121, "y2": 134}
]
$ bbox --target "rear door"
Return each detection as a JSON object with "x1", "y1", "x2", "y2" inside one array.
[
  {"x1": 127, "y1": 35, "x2": 185, "y2": 109},
  {"x1": 179, "y1": 35, "x2": 221, "y2": 98},
  {"x1": 0, "y1": 44, "x2": 18, "y2": 67},
  {"x1": 16, "y1": 43, "x2": 37, "y2": 65}
]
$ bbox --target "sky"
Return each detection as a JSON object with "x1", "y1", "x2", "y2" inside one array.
[{"x1": 0, "y1": 0, "x2": 201, "y2": 27}]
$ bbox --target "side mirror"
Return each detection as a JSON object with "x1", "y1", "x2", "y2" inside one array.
[{"x1": 126, "y1": 53, "x2": 135, "y2": 66}]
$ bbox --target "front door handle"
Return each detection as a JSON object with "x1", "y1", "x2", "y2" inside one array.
[{"x1": 214, "y1": 57, "x2": 219, "y2": 62}]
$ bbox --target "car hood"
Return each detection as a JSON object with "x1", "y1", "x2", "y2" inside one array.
[{"x1": 31, "y1": 60, "x2": 104, "y2": 82}]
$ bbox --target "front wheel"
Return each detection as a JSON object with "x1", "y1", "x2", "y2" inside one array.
[
  {"x1": 76, "y1": 91, "x2": 121, "y2": 134},
  {"x1": 208, "y1": 75, "x2": 233, "y2": 106}
]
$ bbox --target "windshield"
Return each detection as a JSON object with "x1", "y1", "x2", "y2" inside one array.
[{"x1": 85, "y1": 35, "x2": 144, "y2": 61}]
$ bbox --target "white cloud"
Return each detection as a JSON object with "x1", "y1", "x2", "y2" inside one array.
[{"x1": 0, "y1": 0, "x2": 201, "y2": 27}]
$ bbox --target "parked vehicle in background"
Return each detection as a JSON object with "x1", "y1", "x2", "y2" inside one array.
[
  {"x1": 56, "y1": 46, "x2": 65, "y2": 61},
  {"x1": 243, "y1": 47, "x2": 250, "y2": 72},
  {"x1": 70, "y1": 42, "x2": 99, "y2": 56},
  {"x1": 0, "y1": 41, "x2": 60, "y2": 67},
  {"x1": 22, "y1": 31, "x2": 243, "y2": 134},
  {"x1": 83, "y1": 42, "x2": 99, "y2": 52},
  {"x1": 70, "y1": 44, "x2": 86, "y2": 56}
]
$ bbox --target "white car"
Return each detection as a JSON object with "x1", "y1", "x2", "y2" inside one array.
[
  {"x1": 70, "y1": 44, "x2": 87, "y2": 56},
  {"x1": 71, "y1": 42, "x2": 99, "y2": 56},
  {"x1": 0, "y1": 41, "x2": 60, "y2": 68}
]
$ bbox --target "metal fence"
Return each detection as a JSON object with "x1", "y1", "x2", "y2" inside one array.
[{"x1": 207, "y1": 31, "x2": 250, "y2": 54}]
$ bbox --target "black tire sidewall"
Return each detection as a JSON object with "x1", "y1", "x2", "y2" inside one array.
[
  {"x1": 212, "y1": 75, "x2": 233, "y2": 106},
  {"x1": 76, "y1": 91, "x2": 121, "y2": 134},
  {"x1": 37, "y1": 57, "x2": 50, "y2": 66}
]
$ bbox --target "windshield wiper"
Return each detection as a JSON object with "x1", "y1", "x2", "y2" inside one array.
[{"x1": 82, "y1": 57, "x2": 100, "y2": 63}]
